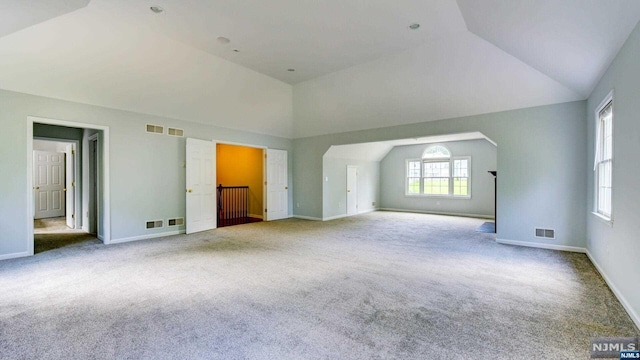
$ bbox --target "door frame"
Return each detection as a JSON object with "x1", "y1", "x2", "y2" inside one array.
[
  {"x1": 346, "y1": 165, "x2": 358, "y2": 216},
  {"x1": 32, "y1": 137, "x2": 80, "y2": 228},
  {"x1": 214, "y1": 140, "x2": 268, "y2": 221},
  {"x1": 27, "y1": 116, "x2": 111, "y2": 255}
]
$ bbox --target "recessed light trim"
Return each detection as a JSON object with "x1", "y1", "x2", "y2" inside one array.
[
  {"x1": 287, "y1": 68, "x2": 295, "y2": 72},
  {"x1": 217, "y1": 37, "x2": 231, "y2": 45},
  {"x1": 409, "y1": 23, "x2": 420, "y2": 30},
  {"x1": 150, "y1": 6, "x2": 164, "y2": 14}
]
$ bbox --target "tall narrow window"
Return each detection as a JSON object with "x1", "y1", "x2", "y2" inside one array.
[{"x1": 594, "y1": 96, "x2": 613, "y2": 220}]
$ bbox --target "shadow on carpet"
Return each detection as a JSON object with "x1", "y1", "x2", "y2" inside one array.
[{"x1": 476, "y1": 221, "x2": 495, "y2": 233}]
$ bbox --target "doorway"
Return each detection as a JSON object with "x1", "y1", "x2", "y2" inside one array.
[
  {"x1": 216, "y1": 143, "x2": 264, "y2": 227},
  {"x1": 27, "y1": 117, "x2": 111, "y2": 255}
]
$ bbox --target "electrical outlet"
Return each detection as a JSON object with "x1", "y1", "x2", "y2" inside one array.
[{"x1": 372, "y1": 201, "x2": 376, "y2": 206}]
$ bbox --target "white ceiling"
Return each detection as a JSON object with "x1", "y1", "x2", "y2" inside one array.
[
  {"x1": 324, "y1": 132, "x2": 494, "y2": 162},
  {"x1": 0, "y1": 0, "x2": 639, "y2": 138}
]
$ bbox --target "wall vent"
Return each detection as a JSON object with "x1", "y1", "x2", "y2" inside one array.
[
  {"x1": 146, "y1": 124, "x2": 164, "y2": 134},
  {"x1": 167, "y1": 217, "x2": 184, "y2": 227},
  {"x1": 146, "y1": 220, "x2": 163, "y2": 229},
  {"x1": 535, "y1": 228, "x2": 555, "y2": 239},
  {"x1": 168, "y1": 127, "x2": 184, "y2": 137}
]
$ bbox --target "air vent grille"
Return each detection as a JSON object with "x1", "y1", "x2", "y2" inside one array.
[
  {"x1": 168, "y1": 128, "x2": 184, "y2": 137},
  {"x1": 146, "y1": 124, "x2": 164, "y2": 134},
  {"x1": 146, "y1": 220, "x2": 163, "y2": 229},
  {"x1": 168, "y1": 217, "x2": 184, "y2": 226},
  {"x1": 535, "y1": 228, "x2": 555, "y2": 239}
]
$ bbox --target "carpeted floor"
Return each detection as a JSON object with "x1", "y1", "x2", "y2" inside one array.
[
  {"x1": 1, "y1": 211, "x2": 637, "y2": 359},
  {"x1": 34, "y1": 217, "x2": 101, "y2": 254}
]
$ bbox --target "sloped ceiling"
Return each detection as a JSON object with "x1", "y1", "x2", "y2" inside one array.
[{"x1": 0, "y1": 0, "x2": 639, "y2": 139}]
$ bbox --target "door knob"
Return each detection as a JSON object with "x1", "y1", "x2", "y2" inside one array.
[
  {"x1": 187, "y1": 189, "x2": 193, "y2": 193},
  {"x1": 285, "y1": 186, "x2": 288, "y2": 190},
  {"x1": 34, "y1": 186, "x2": 40, "y2": 190},
  {"x1": 347, "y1": 190, "x2": 351, "y2": 192}
]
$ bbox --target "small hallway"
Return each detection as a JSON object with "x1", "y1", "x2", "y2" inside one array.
[{"x1": 34, "y1": 217, "x2": 100, "y2": 254}]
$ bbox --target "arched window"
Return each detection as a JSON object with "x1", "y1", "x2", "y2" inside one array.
[
  {"x1": 422, "y1": 145, "x2": 450, "y2": 159},
  {"x1": 406, "y1": 145, "x2": 470, "y2": 197}
]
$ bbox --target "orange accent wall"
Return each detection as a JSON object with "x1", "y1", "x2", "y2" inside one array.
[{"x1": 216, "y1": 144, "x2": 264, "y2": 218}]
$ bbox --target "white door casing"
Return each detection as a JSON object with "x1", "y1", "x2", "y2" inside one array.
[
  {"x1": 347, "y1": 165, "x2": 358, "y2": 215},
  {"x1": 266, "y1": 149, "x2": 288, "y2": 221},
  {"x1": 34, "y1": 151, "x2": 66, "y2": 219},
  {"x1": 186, "y1": 138, "x2": 216, "y2": 234},
  {"x1": 65, "y1": 144, "x2": 75, "y2": 228}
]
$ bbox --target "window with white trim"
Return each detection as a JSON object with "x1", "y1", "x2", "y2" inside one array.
[
  {"x1": 406, "y1": 145, "x2": 470, "y2": 197},
  {"x1": 594, "y1": 95, "x2": 613, "y2": 220}
]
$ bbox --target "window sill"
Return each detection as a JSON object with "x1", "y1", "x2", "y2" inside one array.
[
  {"x1": 591, "y1": 212, "x2": 613, "y2": 227},
  {"x1": 405, "y1": 194, "x2": 471, "y2": 200}
]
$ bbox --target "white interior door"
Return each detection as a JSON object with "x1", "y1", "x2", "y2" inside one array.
[
  {"x1": 186, "y1": 138, "x2": 216, "y2": 234},
  {"x1": 65, "y1": 145, "x2": 75, "y2": 228},
  {"x1": 347, "y1": 165, "x2": 358, "y2": 215},
  {"x1": 266, "y1": 149, "x2": 288, "y2": 221},
  {"x1": 34, "y1": 150, "x2": 66, "y2": 219}
]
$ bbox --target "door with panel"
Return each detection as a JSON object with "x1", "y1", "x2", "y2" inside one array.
[{"x1": 34, "y1": 150, "x2": 66, "y2": 219}]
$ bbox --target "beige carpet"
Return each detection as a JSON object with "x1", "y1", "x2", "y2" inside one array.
[{"x1": 1, "y1": 211, "x2": 638, "y2": 359}]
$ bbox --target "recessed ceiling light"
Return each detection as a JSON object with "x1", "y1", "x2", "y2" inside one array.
[
  {"x1": 150, "y1": 6, "x2": 164, "y2": 14},
  {"x1": 287, "y1": 69, "x2": 295, "y2": 72},
  {"x1": 217, "y1": 37, "x2": 231, "y2": 45},
  {"x1": 409, "y1": 23, "x2": 420, "y2": 30}
]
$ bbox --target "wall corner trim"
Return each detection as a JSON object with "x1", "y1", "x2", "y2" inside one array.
[
  {"x1": 0, "y1": 251, "x2": 30, "y2": 261},
  {"x1": 586, "y1": 250, "x2": 640, "y2": 331},
  {"x1": 495, "y1": 238, "x2": 587, "y2": 253},
  {"x1": 109, "y1": 230, "x2": 186, "y2": 244}
]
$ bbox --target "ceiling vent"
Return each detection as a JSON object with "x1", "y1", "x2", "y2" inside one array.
[
  {"x1": 168, "y1": 127, "x2": 184, "y2": 137},
  {"x1": 167, "y1": 217, "x2": 184, "y2": 226},
  {"x1": 146, "y1": 124, "x2": 164, "y2": 134},
  {"x1": 146, "y1": 220, "x2": 163, "y2": 229},
  {"x1": 534, "y1": 228, "x2": 555, "y2": 239}
]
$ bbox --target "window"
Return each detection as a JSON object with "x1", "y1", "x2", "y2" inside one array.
[
  {"x1": 594, "y1": 94, "x2": 613, "y2": 220},
  {"x1": 406, "y1": 145, "x2": 470, "y2": 197}
]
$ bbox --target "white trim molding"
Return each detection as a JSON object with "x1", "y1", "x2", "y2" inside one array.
[
  {"x1": 496, "y1": 238, "x2": 587, "y2": 253},
  {"x1": 292, "y1": 215, "x2": 322, "y2": 221},
  {"x1": 0, "y1": 251, "x2": 31, "y2": 261},
  {"x1": 110, "y1": 230, "x2": 186, "y2": 244},
  {"x1": 586, "y1": 250, "x2": 640, "y2": 330},
  {"x1": 380, "y1": 208, "x2": 493, "y2": 219}
]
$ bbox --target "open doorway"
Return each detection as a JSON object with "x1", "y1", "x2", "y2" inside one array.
[
  {"x1": 216, "y1": 143, "x2": 264, "y2": 227},
  {"x1": 27, "y1": 117, "x2": 110, "y2": 255}
]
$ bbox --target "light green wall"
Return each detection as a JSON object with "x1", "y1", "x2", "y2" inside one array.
[
  {"x1": 294, "y1": 100, "x2": 587, "y2": 248},
  {"x1": 586, "y1": 20, "x2": 640, "y2": 327},
  {"x1": 0, "y1": 89, "x2": 292, "y2": 257},
  {"x1": 322, "y1": 157, "x2": 380, "y2": 219},
  {"x1": 380, "y1": 139, "x2": 497, "y2": 217}
]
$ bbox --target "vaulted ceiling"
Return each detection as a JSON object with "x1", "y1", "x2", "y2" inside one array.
[{"x1": 1, "y1": 0, "x2": 639, "y2": 138}]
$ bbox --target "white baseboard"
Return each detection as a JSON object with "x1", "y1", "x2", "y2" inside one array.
[
  {"x1": 496, "y1": 238, "x2": 586, "y2": 253},
  {"x1": 323, "y1": 214, "x2": 348, "y2": 221},
  {"x1": 586, "y1": 250, "x2": 640, "y2": 331},
  {"x1": 292, "y1": 215, "x2": 323, "y2": 221},
  {"x1": 0, "y1": 251, "x2": 30, "y2": 261},
  {"x1": 380, "y1": 208, "x2": 494, "y2": 219},
  {"x1": 109, "y1": 230, "x2": 185, "y2": 244}
]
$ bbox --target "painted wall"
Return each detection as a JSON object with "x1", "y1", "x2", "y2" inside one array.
[
  {"x1": 380, "y1": 139, "x2": 497, "y2": 218},
  {"x1": 216, "y1": 144, "x2": 264, "y2": 218},
  {"x1": 293, "y1": 101, "x2": 587, "y2": 249},
  {"x1": 322, "y1": 157, "x2": 380, "y2": 220},
  {"x1": 586, "y1": 20, "x2": 640, "y2": 328},
  {"x1": 0, "y1": 89, "x2": 292, "y2": 258}
]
